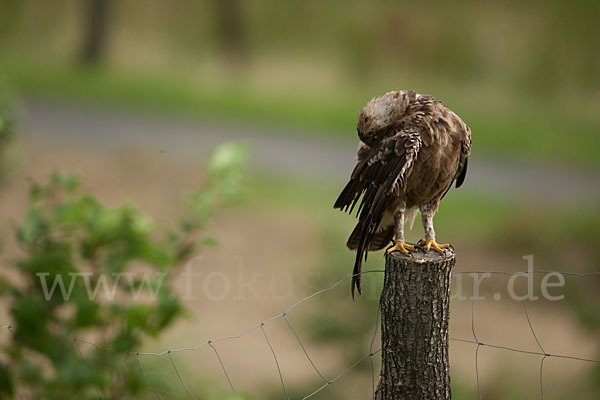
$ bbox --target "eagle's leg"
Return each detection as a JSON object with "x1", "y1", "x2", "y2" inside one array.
[
  {"x1": 386, "y1": 206, "x2": 417, "y2": 256},
  {"x1": 418, "y1": 203, "x2": 450, "y2": 255}
]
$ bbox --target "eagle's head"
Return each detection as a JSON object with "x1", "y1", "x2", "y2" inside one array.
[{"x1": 357, "y1": 91, "x2": 410, "y2": 146}]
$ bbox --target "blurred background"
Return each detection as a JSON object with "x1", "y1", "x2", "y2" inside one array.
[{"x1": 0, "y1": 0, "x2": 599, "y2": 398}]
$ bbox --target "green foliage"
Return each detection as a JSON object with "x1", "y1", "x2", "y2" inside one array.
[
  {"x1": 0, "y1": 143, "x2": 248, "y2": 398},
  {"x1": 0, "y1": 113, "x2": 11, "y2": 142},
  {"x1": 182, "y1": 142, "x2": 249, "y2": 232},
  {"x1": 0, "y1": 87, "x2": 13, "y2": 143},
  {"x1": 3, "y1": 0, "x2": 600, "y2": 167},
  {"x1": 0, "y1": 83, "x2": 15, "y2": 183},
  {"x1": 6, "y1": 62, "x2": 600, "y2": 168}
]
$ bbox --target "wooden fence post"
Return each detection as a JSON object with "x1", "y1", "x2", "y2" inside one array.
[{"x1": 375, "y1": 247, "x2": 455, "y2": 400}]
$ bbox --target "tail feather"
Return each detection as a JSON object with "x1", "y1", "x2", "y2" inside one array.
[
  {"x1": 334, "y1": 132, "x2": 421, "y2": 298},
  {"x1": 350, "y1": 162, "x2": 404, "y2": 298},
  {"x1": 347, "y1": 223, "x2": 394, "y2": 251},
  {"x1": 406, "y1": 207, "x2": 419, "y2": 230}
]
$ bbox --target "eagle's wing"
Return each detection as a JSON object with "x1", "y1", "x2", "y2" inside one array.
[
  {"x1": 441, "y1": 123, "x2": 471, "y2": 200},
  {"x1": 455, "y1": 128, "x2": 471, "y2": 188},
  {"x1": 334, "y1": 130, "x2": 422, "y2": 297}
]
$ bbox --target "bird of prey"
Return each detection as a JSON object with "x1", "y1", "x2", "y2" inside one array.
[{"x1": 334, "y1": 90, "x2": 471, "y2": 297}]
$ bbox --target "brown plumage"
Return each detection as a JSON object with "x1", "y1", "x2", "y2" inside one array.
[{"x1": 334, "y1": 90, "x2": 471, "y2": 298}]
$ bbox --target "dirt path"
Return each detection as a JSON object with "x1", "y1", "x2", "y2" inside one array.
[{"x1": 20, "y1": 97, "x2": 600, "y2": 206}]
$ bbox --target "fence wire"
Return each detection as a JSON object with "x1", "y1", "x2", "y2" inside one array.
[
  {"x1": 456, "y1": 270, "x2": 600, "y2": 400},
  {"x1": 2, "y1": 269, "x2": 599, "y2": 399}
]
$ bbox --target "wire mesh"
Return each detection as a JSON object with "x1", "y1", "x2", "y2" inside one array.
[{"x1": 2, "y1": 269, "x2": 598, "y2": 399}]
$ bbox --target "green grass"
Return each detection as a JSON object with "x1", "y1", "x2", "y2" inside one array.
[
  {"x1": 246, "y1": 170, "x2": 600, "y2": 254},
  {"x1": 3, "y1": 63, "x2": 599, "y2": 168},
  {"x1": 247, "y1": 171, "x2": 521, "y2": 238},
  {"x1": 3, "y1": 63, "x2": 359, "y2": 135}
]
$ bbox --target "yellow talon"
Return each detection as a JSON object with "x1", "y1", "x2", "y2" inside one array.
[
  {"x1": 386, "y1": 241, "x2": 417, "y2": 256},
  {"x1": 418, "y1": 239, "x2": 451, "y2": 255}
]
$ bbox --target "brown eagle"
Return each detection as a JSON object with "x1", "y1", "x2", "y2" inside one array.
[{"x1": 334, "y1": 90, "x2": 471, "y2": 297}]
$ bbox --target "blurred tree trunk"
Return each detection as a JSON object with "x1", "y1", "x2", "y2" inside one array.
[
  {"x1": 213, "y1": 0, "x2": 246, "y2": 64},
  {"x1": 375, "y1": 249, "x2": 454, "y2": 400},
  {"x1": 80, "y1": 0, "x2": 111, "y2": 65}
]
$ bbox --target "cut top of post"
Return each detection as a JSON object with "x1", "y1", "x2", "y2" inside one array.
[{"x1": 386, "y1": 246, "x2": 456, "y2": 264}]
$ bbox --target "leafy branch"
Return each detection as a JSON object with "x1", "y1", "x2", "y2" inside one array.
[{"x1": 0, "y1": 142, "x2": 249, "y2": 399}]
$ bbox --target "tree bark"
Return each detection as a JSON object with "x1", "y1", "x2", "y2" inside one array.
[{"x1": 375, "y1": 247, "x2": 455, "y2": 400}]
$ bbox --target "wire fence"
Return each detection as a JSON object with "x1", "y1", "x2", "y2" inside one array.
[{"x1": 2, "y1": 269, "x2": 599, "y2": 399}]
